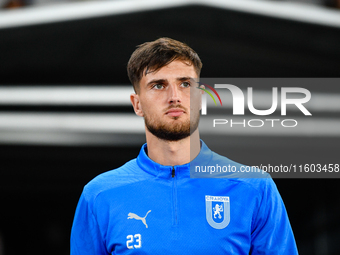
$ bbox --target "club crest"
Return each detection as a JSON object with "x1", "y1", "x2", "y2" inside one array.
[{"x1": 205, "y1": 195, "x2": 230, "y2": 229}]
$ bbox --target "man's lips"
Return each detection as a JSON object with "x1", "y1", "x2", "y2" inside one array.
[{"x1": 165, "y1": 108, "x2": 185, "y2": 117}]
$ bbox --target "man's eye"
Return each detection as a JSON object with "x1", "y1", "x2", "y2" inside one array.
[
  {"x1": 153, "y1": 84, "x2": 164, "y2": 89},
  {"x1": 181, "y1": 82, "x2": 190, "y2": 88}
]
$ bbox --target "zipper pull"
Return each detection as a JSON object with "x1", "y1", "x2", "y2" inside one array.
[{"x1": 172, "y1": 167, "x2": 175, "y2": 178}]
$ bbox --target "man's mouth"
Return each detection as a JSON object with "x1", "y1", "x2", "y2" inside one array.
[{"x1": 165, "y1": 108, "x2": 185, "y2": 117}]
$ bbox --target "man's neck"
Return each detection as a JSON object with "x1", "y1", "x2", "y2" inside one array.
[{"x1": 145, "y1": 129, "x2": 201, "y2": 166}]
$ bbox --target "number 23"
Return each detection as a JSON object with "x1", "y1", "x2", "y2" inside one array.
[{"x1": 126, "y1": 234, "x2": 141, "y2": 249}]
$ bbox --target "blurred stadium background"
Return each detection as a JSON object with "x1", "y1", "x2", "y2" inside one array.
[{"x1": 0, "y1": 0, "x2": 340, "y2": 254}]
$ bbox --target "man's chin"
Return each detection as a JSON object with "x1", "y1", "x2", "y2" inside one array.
[
  {"x1": 144, "y1": 113, "x2": 198, "y2": 141},
  {"x1": 145, "y1": 124, "x2": 190, "y2": 142},
  {"x1": 165, "y1": 114, "x2": 185, "y2": 121}
]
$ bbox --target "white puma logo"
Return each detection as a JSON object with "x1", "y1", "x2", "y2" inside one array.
[{"x1": 127, "y1": 210, "x2": 151, "y2": 228}]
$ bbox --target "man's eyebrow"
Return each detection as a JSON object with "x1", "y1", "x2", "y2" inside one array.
[
  {"x1": 177, "y1": 76, "x2": 193, "y2": 81},
  {"x1": 146, "y1": 79, "x2": 167, "y2": 86},
  {"x1": 146, "y1": 77, "x2": 194, "y2": 87}
]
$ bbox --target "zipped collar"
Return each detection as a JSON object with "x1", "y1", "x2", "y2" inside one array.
[{"x1": 136, "y1": 140, "x2": 213, "y2": 179}]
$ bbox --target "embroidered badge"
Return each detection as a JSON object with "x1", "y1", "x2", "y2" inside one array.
[{"x1": 205, "y1": 195, "x2": 230, "y2": 229}]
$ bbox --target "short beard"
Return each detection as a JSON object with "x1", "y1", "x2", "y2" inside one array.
[{"x1": 144, "y1": 113, "x2": 199, "y2": 142}]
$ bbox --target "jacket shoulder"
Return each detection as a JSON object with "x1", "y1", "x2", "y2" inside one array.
[
  {"x1": 82, "y1": 158, "x2": 150, "y2": 203},
  {"x1": 210, "y1": 151, "x2": 273, "y2": 192}
]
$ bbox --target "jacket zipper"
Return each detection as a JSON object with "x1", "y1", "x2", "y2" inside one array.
[{"x1": 171, "y1": 166, "x2": 178, "y2": 226}]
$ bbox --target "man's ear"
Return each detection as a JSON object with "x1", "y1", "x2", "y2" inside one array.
[
  {"x1": 130, "y1": 93, "x2": 144, "y2": 117},
  {"x1": 199, "y1": 84, "x2": 205, "y2": 94},
  {"x1": 198, "y1": 84, "x2": 205, "y2": 111}
]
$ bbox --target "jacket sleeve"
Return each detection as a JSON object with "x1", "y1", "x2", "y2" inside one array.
[
  {"x1": 70, "y1": 192, "x2": 108, "y2": 255},
  {"x1": 250, "y1": 178, "x2": 299, "y2": 254}
]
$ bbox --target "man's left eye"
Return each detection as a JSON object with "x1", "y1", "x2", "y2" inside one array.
[{"x1": 181, "y1": 82, "x2": 190, "y2": 88}]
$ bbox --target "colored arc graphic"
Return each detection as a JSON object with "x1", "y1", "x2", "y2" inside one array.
[
  {"x1": 197, "y1": 87, "x2": 217, "y2": 105},
  {"x1": 197, "y1": 83, "x2": 223, "y2": 106}
]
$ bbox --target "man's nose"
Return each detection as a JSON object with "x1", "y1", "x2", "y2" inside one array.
[{"x1": 168, "y1": 84, "x2": 181, "y2": 104}]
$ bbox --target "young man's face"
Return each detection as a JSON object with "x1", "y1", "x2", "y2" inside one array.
[{"x1": 130, "y1": 59, "x2": 202, "y2": 141}]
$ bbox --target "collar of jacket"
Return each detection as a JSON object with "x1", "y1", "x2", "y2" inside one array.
[{"x1": 136, "y1": 140, "x2": 213, "y2": 179}]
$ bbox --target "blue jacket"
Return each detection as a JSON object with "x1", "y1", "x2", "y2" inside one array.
[{"x1": 71, "y1": 141, "x2": 298, "y2": 254}]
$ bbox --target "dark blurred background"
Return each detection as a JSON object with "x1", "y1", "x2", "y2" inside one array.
[{"x1": 0, "y1": 1, "x2": 340, "y2": 254}]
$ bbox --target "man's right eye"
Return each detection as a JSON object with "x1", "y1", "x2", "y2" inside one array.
[{"x1": 153, "y1": 84, "x2": 164, "y2": 89}]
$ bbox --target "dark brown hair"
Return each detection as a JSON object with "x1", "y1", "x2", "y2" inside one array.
[{"x1": 127, "y1": 37, "x2": 202, "y2": 93}]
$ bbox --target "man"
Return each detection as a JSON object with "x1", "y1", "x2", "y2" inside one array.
[{"x1": 71, "y1": 38, "x2": 298, "y2": 254}]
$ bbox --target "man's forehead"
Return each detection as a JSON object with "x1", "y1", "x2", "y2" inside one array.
[{"x1": 142, "y1": 61, "x2": 197, "y2": 82}]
